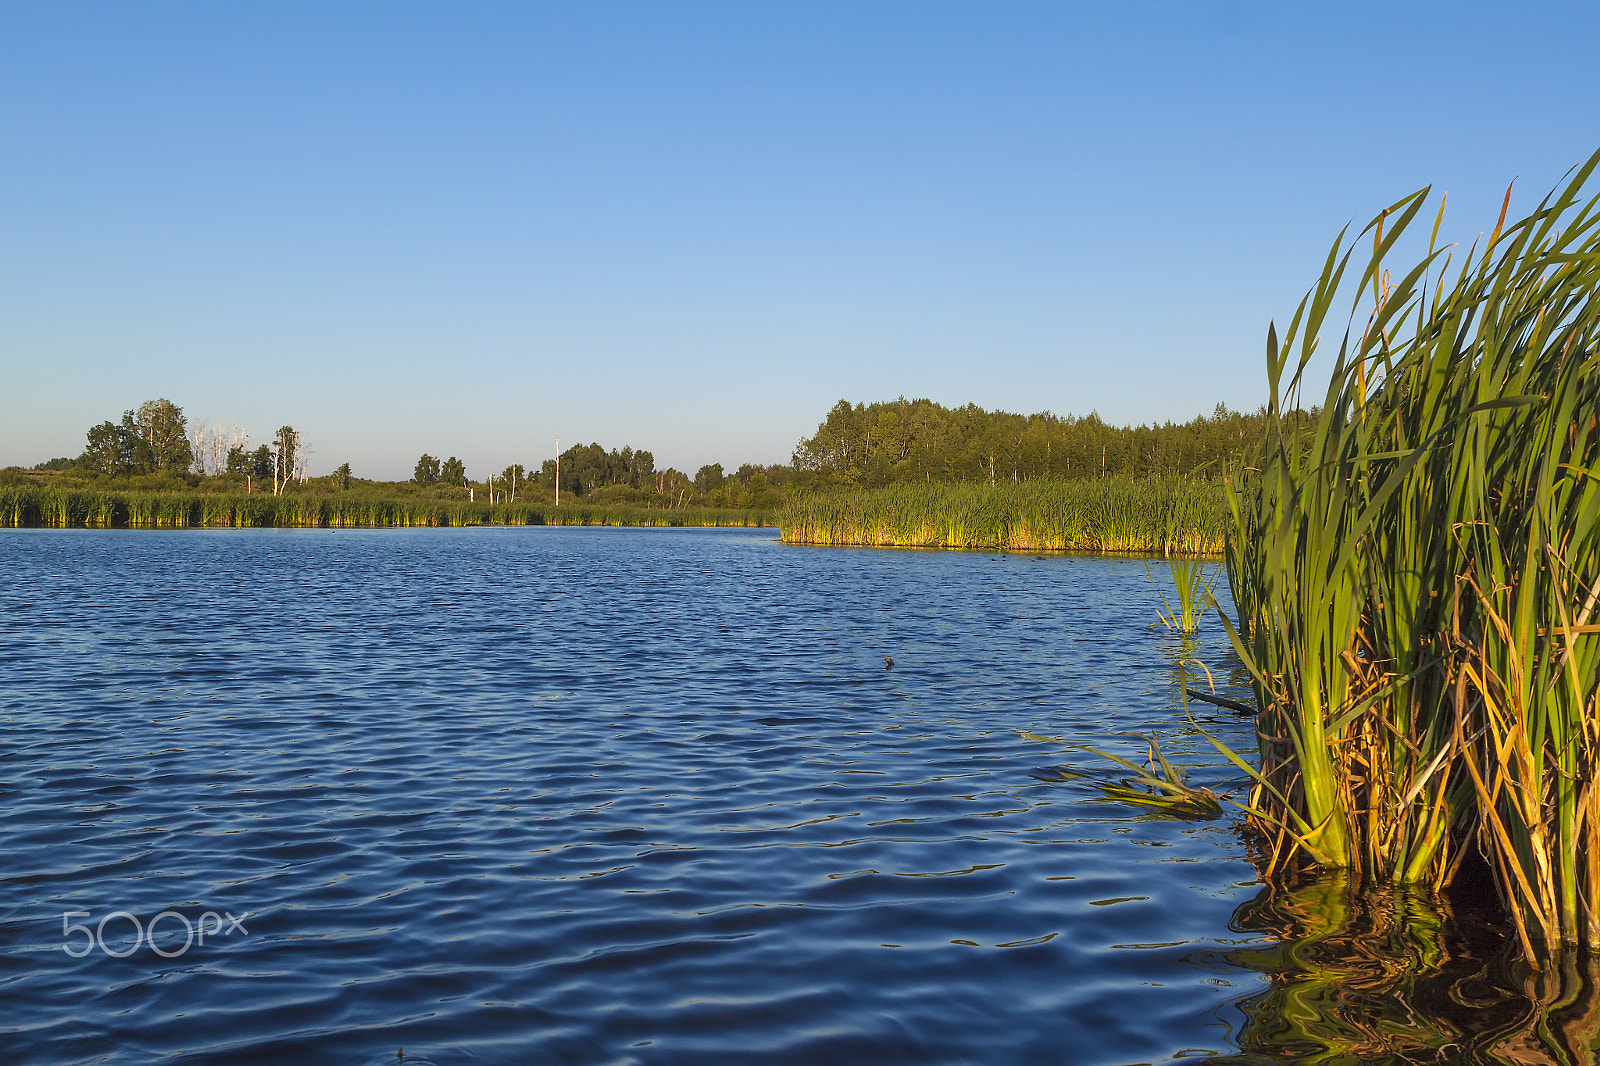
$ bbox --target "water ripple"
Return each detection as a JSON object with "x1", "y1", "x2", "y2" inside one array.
[{"x1": 1, "y1": 528, "x2": 1268, "y2": 1064}]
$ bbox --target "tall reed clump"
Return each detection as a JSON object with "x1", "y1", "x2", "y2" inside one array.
[
  {"x1": 1223, "y1": 151, "x2": 1600, "y2": 953},
  {"x1": 0, "y1": 486, "x2": 33, "y2": 526},
  {"x1": 780, "y1": 479, "x2": 1224, "y2": 554}
]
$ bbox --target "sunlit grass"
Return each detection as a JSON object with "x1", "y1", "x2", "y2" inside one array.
[{"x1": 780, "y1": 479, "x2": 1224, "y2": 554}]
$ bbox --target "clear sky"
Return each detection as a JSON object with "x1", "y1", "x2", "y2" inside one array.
[{"x1": 3, "y1": 2, "x2": 1597, "y2": 479}]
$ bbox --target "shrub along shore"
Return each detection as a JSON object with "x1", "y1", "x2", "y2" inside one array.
[
  {"x1": 779, "y1": 479, "x2": 1224, "y2": 555},
  {"x1": 0, "y1": 486, "x2": 773, "y2": 529}
]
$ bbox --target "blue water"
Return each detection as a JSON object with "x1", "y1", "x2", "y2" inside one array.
[{"x1": 1, "y1": 527, "x2": 1278, "y2": 1063}]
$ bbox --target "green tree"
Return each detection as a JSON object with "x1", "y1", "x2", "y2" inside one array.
[
  {"x1": 75, "y1": 398, "x2": 193, "y2": 476},
  {"x1": 79, "y1": 420, "x2": 136, "y2": 475},
  {"x1": 440, "y1": 456, "x2": 466, "y2": 486},
  {"x1": 134, "y1": 399, "x2": 193, "y2": 473},
  {"x1": 250, "y1": 445, "x2": 273, "y2": 480},
  {"x1": 413, "y1": 454, "x2": 441, "y2": 485},
  {"x1": 541, "y1": 441, "x2": 657, "y2": 496},
  {"x1": 694, "y1": 463, "x2": 725, "y2": 494},
  {"x1": 333, "y1": 462, "x2": 352, "y2": 490}
]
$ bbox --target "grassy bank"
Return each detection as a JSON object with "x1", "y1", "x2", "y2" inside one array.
[
  {"x1": 0, "y1": 486, "x2": 773, "y2": 529},
  {"x1": 1223, "y1": 154, "x2": 1600, "y2": 951},
  {"x1": 779, "y1": 479, "x2": 1223, "y2": 554}
]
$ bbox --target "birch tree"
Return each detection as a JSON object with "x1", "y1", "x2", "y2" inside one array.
[
  {"x1": 189, "y1": 419, "x2": 209, "y2": 475},
  {"x1": 133, "y1": 399, "x2": 192, "y2": 473},
  {"x1": 272, "y1": 426, "x2": 300, "y2": 495}
]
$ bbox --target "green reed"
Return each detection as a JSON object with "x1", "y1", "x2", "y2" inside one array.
[
  {"x1": 1022, "y1": 730, "x2": 1223, "y2": 820},
  {"x1": 780, "y1": 479, "x2": 1224, "y2": 554},
  {"x1": 0, "y1": 487, "x2": 775, "y2": 530},
  {"x1": 1145, "y1": 556, "x2": 1220, "y2": 635},
  {"x1": 1222, "y1": 150, "x2": 1600, "y2": 952}
]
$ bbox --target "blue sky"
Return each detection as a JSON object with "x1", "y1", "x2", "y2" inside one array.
[{"x1": 3, "y1": 2, "x2": 1597, "y2": 478}]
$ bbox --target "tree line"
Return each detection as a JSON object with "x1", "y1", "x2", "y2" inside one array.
[
  {"x1": 790, "y1": 397, "x2": 1273, "y2": 486},
  {"x1": 410, "y1": 443, "x2": 696, "y2": 505},
  {"x1": 11, "y1": 394, "x2": 1278, "y2": 507},
  {"x1": 61, "y1": 398, "x2": 319, "y2": 495}
]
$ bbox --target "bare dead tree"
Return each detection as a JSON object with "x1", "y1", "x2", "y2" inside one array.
[
  {"x1": 186, "y1": 419, "x2": 251, "y2": 478},
  {"x1": 189, "y1": 419, "x2": 209, "y2": 475},
  {"x1": 208, "y1": 423, "x2": 229, "y2": 476}
]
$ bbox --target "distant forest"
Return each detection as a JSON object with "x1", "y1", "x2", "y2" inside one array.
[
  {"x1": 6, "y1": 395, "x2": 1272, "y2": 510},
  {"x1": 791, "y1": 397, "x2": 1269, "y2": 486}
]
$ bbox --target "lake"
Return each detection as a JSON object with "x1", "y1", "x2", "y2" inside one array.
[{"x1": 0, "y1": 528, "x2": 1553, "y2": 1064}]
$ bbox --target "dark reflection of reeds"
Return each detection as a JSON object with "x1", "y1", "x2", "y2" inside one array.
[{"x1": 1215, "y1": 874, "x2": 1600, "y2": 1065}]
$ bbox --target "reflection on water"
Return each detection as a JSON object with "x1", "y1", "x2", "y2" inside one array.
[{"x1": 1219, "y1": 875, "x2": 1600, "y2": 1064}]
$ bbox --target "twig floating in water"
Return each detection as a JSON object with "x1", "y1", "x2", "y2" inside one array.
[{"x1": 1184, "y1": 688, "x2": 1255, "y2": 715}]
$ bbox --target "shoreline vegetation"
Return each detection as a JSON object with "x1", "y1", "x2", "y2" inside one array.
[
  {"x1": 0, "y1": 486, "x2": 773, "y2": 530},
  {"x1": 6, "y1": 398, "x2": 1272, "y2": 541},
  {"x1": 0, "y1": 477, "x2": 1229, "y2": 553},
  {"x1": 8, "y1": 387, "x2": 1281, "y2": 536},
  {"x1": 779, "y1": 479, "x2": 1223, "y2": 554}
]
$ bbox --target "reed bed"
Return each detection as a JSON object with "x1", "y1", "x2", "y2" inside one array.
[
  {"x1": 780, "y1": 479, "x2": 1223, "y2": 554},
  {"x1": 1222, "y1": 152, "x2": 1600, "y2": 952},
  {"x1": 0, "y1": 487, "x2": 773, "y2": 530}
]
